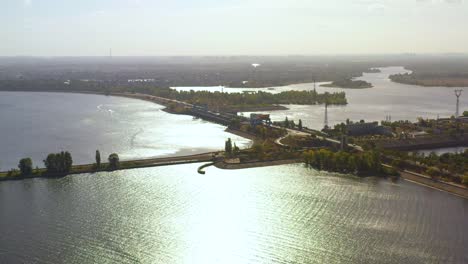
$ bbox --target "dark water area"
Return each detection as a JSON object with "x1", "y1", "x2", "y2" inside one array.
[
  {"x1": 0, "y1": 164, "x2": 467, "y2": 263},
  {"x1": 0, "y1": 92, "x2": 250, "y2": 169}
]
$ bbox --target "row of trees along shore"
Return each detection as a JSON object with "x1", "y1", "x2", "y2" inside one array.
[
  {"x1": 275, "y1": 117, "x2": 303, "y2": 130},
  {"x1": 385, "y1": 149, "x2": 468, "y2": 185},
  {"x1": 4, "y1": 150, "x2": 121, "y2": 178},
  {"x1": 304, "y1": 149, "x2": 399, "y2": 177},
  {"x1": 162, "y1": 89, "x2": 347, "y2": 106},
  {"x1": 0, "y1": 79, "x2": 348, "y2": 106}
]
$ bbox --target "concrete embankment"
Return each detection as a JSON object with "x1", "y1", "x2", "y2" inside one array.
[
  {"x1": 197, "y1": 162, "x2": 215, "y2": 174},
  {"x1": 399, "y1": 170, "x2": 468, "y2": 199},
  {"x1": 215, "y1": 159, "x2": 303, "y2": 170},
  {"x1": 0, "y1": 153, "x2": 214, "y2": 182}
]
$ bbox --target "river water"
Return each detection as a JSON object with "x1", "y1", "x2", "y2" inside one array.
[
  {"x1": 176, "y1": 67, "x2": 468, "y2": 130},
  {"x1": 0, "y1": 164, "x2": 467, "y2": 263},
  {"x1": 0, "y1": 92, "x2": 250, "y2": 169},
  {"x1": 1, "y1": 68, "x2": 468, "y2": 263}
]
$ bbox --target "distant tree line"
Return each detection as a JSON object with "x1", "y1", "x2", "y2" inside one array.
[
  {"x1": 321, "y1": 79, "x2": 373, "y2": 89},
  {"x1": 2, "y1": 149, "x2": 123, "y2": 179},
  {"x1": 154, "y1": 89, "x2": 347, "y2": 109},
  {"x1": 407, "y1": 150, "x2": 468, "y2": 180},
  {"x1": 0, "y1": 79, "x2": 347, "y2": 109},
  {"x1": 274, "y1": 117, "x2": 303, "y2": 130},
  {"x1": 389, "y1": 72, "x2": 468, "y2": 87}
]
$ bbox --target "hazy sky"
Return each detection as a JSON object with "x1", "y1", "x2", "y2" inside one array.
[{"x1": 1, "y1": 0, "x2": 467, "y2": 56}]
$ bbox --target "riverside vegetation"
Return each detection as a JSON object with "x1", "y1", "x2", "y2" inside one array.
[
  {"x1": 321, "y1": 79, "x2": 373, "y2": 89},
  {"x1": 303, "y1": 149, "x2": 398, "y2": 177},
  {"x1": 162, "y1": 89, "x2": 347, "y2": 111},
  {"x1": 226, "y1": 117, "x2": 398, "y2": 178},
  {"x1": 385, "y1": 149, "x2": 468, "y2": 185},
  {"x1": 0, "y1": 151, "x2": 122, "y2": 180}
]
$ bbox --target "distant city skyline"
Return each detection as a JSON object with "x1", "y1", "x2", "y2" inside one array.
[{"x1": 1, "y1": 0, "x2": 468, "y2": 56}]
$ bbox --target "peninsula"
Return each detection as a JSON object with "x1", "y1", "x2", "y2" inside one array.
[{"x1": 390, "y1": 72, "x2": 468, "y2": 87}]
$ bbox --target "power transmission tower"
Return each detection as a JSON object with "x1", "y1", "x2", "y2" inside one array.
[{"x1": 455, "y1": 89, "x2": 462, "y2": 118}]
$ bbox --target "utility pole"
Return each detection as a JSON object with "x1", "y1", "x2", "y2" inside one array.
[{"x1": 455, "y1": 89, "x2": 462, "y2": 118}]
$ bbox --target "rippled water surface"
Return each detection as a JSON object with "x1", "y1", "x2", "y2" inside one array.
[
  {"x1": 1, "y1": 68, "x2": 468, "y2": 263},
  {"x1": 0, "y1": 92, "x2": 250, "y2": 169},
  {"x1": 0, "y1": 164, "x2": 467, "y2": 263}
]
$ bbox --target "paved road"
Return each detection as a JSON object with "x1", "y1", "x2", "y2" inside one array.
[{"x1": 274, "y1": 125, "x2": 364, "y2": 151}]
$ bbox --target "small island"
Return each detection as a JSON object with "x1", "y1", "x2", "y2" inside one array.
[{"x1": 321, "y1": 79, "x2": 373, "y2": 89}]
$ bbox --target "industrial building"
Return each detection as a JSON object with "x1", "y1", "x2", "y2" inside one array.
[{"x1": 346, "y1": 121, "x2": 392, "y2": 136}]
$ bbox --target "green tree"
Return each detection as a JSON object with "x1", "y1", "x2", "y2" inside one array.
[
  {"x1": 229, "y1": 118, "x2": 241, "y2": 129},
  {"x1": 233, "y1": 143, "x2": 240, "y2": 156},
  {"x1": 43, "y1": 151, "x2": 73, "y2": 174},
  {"x1": 108, "y1": 153, "x2": 120, "y2": 170},
  {"x1": 18, "y1": 158, "x2": 33, "y2": 176},
  {"x1": 391, "y1": 158, "x2": 403, "y2": 169},
  {"x1": 225, "y1": 138, "x2": 233, "y2": 155},
  {"x1": 347, "y1": 156, "x2": 357, "y2": 173},
  {"x1": 426, "y1": 167, "x2": 439, "y2": 179},
  {"x1": 44, "y1": 153, "x2": 56, "y2": 173},
  {"x1": 63, "y1": 152, "x2": 73, "y2": 173},
  {"x1": 252, "y1": 143, "x2": 265, "y2": 159},
  {"x1": 462, "y1": 174, "x2": 468, "y2": 185},
  {"x1": 284, "y1": 117, "x2": 289, "y2": 128},
  {"x1": 290, "y1": 120, "x2": 296, "y2": 128},
  {"x1": 370, "y1": 150, "x2": 382, "y2": 173},
  {"x1": 95, "y1": 150, "x2": 101, "y2": 168},
  {"x1": 463, "y1": 111, "x2": 468, "y2": 117},
  {"x1": 298, "y1": 119, "x2": 303, "y2": 130}
]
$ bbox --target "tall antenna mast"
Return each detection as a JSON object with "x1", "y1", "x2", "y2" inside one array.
[{"x1": 455, "y1": 89, "x2": 462, "y2": 118}]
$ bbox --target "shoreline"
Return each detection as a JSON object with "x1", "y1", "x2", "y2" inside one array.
[
  {"x1": 0, "y1": 152, "x2": 215, "y2": 182},
  {"x1": 399, "y1": 170, "x2": 468, "y2": 199},
  {"x1": 214, "y1": 159, "x2": 303, "y2": 170},
  {"x1": 389, "y1": 78, "x2": 468, "y2": 88},
  {"x1": 1, "y1": 90, "x2": 467, "y2": 200},
  {"x1": 321, "y1": 84, "x2": 373, "y2": 89}
]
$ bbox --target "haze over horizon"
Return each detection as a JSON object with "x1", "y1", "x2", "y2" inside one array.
[{"x1": 1, "y1": 0, "x2": 468, "y2": 56}]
